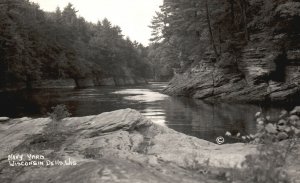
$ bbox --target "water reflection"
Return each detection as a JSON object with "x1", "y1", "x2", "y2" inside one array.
[
  {"x1": 162, "y1": 98, "x2": 259, "y2": 143},
  {"x1": 112, "y1": 89, "x2": 169, "y2": 102},
  {"x1": 0, "y1": 83, "x2": 289, "y2": 143}
]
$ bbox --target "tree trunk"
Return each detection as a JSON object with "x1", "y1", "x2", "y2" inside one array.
[
  {"x1": 242, "y1": 0, "x2": 249, "y2": 41},
  {"x1": 205, "y1": 0, "x2": 219, "y2": 58},
  {"x1": 219, "y1": 26, "x2": 222, "y2": 55},
  {"x1": 237, "y1": 0, "x2": 249, "y2": 41},
  {"x1": 230, "y1": 0, "x2": 235, "y2": 24}
]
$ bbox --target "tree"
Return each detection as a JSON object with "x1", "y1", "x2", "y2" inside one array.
[
  {"x1": 62, "y1": 3, "x2": 77, "y2": 25},
  {"x1": 149, "y1": 11, "x2": 165, "y2": 43}
]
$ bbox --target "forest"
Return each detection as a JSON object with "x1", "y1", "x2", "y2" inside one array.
[
  {"x1": 0, "y1": 0, "x2": 152, "y2": 89},
  {"x1": 150, "y1": 0, "x2": 300, "y2": 71}
]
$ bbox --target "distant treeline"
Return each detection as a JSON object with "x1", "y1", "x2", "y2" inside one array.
[{"x1": 0, "y1": 0, "x2": 152, "y2": 88}]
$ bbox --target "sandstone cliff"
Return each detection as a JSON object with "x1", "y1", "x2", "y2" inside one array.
[{"x1": 163, "y1": 1, "x2": 300, "y2": 102}]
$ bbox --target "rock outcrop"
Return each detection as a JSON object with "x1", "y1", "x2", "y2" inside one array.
[
  {"x1": 0, "y1": 109, "x2": 299, "y2": 183},
  {"x1": 25, "y1": 77, "x2": 147, "y2": 89},
  {"x1": 32, "y1": 79, "x2": 77, "y2": 89},
  {"x1": 163, "y1": 1, "x2": 300, "y2": 102},
  {"x1": 0, "y1": 117, "x2": 9, "y2": 122}
]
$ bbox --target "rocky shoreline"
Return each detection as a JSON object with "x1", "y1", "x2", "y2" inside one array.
[
  {"x1": 0, "y1": 109, "x2": 299, "y2": 182},
  {"x1": 0, "y1": 77, "x2": 147, "y2": 92},
  {"x1": 162, "y1": 6, "x2": 300, "y2": 103}
]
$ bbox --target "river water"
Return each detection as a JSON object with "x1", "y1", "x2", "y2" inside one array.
[{"x1": 0, "y1": 82, "x2": 293, "y2": 143}]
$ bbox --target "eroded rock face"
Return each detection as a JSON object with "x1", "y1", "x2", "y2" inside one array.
[
  {"x1": 164, "y1": 45, "x2": 300, "y2": 102},
  {"x1": 32, "y1": 79, "x2": 76, "y2": 89},
  {"x1": 0, "y1": 109, "x2": 294, "y2": 183},
  {"x1": 163, "y1": 2, "x2": 300, "y2": 102}
]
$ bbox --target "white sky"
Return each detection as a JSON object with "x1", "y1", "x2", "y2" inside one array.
[{"x1": 30, "y1": 0, "x2": 163, "y2": 45}]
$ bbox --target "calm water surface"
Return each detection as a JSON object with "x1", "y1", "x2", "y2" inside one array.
[{"x1": 0, "y1": 82, "x2": 292, "y2": 143}]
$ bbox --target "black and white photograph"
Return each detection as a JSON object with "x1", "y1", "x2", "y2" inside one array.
[{"x1": 0, "y1": 0, "x2": 300, "y2": 182}]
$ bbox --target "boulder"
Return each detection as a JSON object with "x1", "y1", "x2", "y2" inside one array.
[
  {"x1": 277, "y1": 132, "x2": 289, "y2": 141},
  {"x1": 291, "y1": 106, "x2": 300, "y2": 116},
  {"x1": 0, "y1": 117, "x2": 9, "y2": 122},
  {"x1": 290, "y1": 115, "x2": 300, "y2": 123}
]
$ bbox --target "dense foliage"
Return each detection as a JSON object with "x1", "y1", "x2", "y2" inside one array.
[
  {"x1": 0, "y1": 0, "x2": 151, "y2": 88},
  {"x1": 149, "y1": 0, "x2": 300, "y2": 80}
]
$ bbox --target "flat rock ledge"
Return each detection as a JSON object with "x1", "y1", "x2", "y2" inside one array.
[{"x1": 0, "y1": 109, "x2": 298, "y2": 183}]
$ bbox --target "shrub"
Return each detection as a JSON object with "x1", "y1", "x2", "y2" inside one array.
[
  {"x1": 251, "y1": 109, "x2": 300, "y2": 143},
  {"x1": 48, "y1": 104, "x2": 71, "y2": 121},
  {"x1": 225, "y1": 107, "x2": 300, "y2": 183}
]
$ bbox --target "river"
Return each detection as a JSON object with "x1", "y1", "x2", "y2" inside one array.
[{"x1": 0, "y1": 82, "x2": 294, "y2": 143}]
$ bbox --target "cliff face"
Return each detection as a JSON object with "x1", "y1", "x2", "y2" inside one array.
[{"x1": 164, "y1": 1, "x2": 300, "y2": 102}]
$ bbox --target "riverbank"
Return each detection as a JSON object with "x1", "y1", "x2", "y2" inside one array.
[
  {"x1": 0, "y1": 109, "x2": 299, "y2": 182},
  {"x1": 161, "y1": 0, "x2": 300, "y2": 103},
  {"x1": 0, "y1": 77, "x2": 148, "y2": 92}
]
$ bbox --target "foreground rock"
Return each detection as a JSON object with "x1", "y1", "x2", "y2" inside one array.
[
  {"x1": 0, "y1": 109, "x2": 298, "y2": 183},
  {"x1": 0, "y1": 117, "x2": 9, "y2": 122}
]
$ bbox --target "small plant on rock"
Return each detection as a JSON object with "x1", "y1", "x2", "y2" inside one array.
[
  {"x1": 48, "y1": 104, "x2": 71, "y2": 122},
  {"x1": 47, "y1": 104, "x2": 71, "y2": 135}
]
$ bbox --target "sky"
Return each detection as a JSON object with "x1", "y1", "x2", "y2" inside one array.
[{"x1": 30, "y1": 0, "x2": 163, "y2": 45}]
